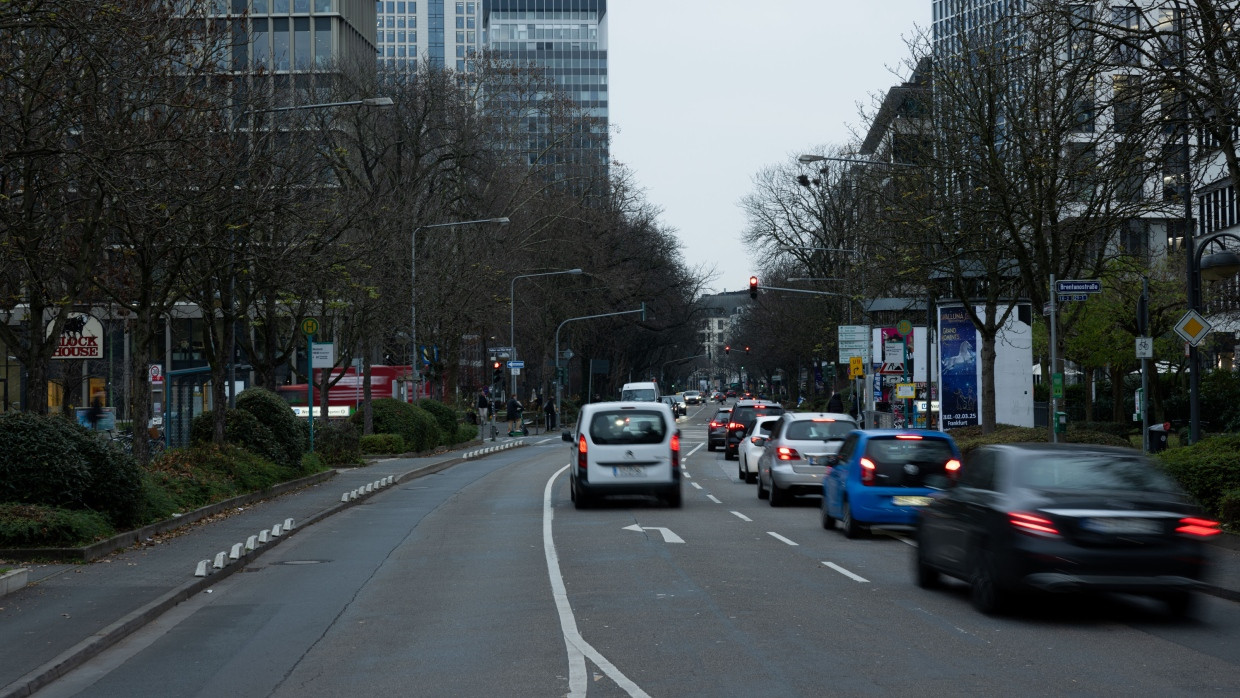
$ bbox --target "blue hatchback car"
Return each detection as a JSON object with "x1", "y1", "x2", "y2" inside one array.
[{"x1": 822, "y1": 430, "x2": 962, "y2": 539}]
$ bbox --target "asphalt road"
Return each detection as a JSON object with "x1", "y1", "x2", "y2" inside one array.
[{"x1": 37, "y1": 402, "x2": 1240, "y2": 697}]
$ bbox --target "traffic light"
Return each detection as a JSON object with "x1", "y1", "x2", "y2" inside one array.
[
  {"x1": 492, "y1": 361, "x2": 503, "y2": 383},
  {"x1": 724, "y1": 345, "x2": 731, "y2": 355},
  {"x1": 745, "y1": 346, "x2": 750, "y2": 355},
  {"x1": 749, "y1": 276, "x2": 758, "y2": 299}
]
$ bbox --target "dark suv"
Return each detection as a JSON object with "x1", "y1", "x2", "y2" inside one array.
[{"x1": 724, "y1": 399, "x2": 784, "y2": 460}]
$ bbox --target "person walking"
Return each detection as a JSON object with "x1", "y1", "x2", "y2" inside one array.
[
  {"x1": 506, "y1": 395, "x2": 521, "y2": 435},
  {"x1": 827, "y1": 392, "x2": 844, "y2": 414},
  {"x1": 544, "y1": 396, "x2": 557, "y2": 431},
  {"x1": 476, "y1": 389, "x2": 491, "y2": 440},
  {"x1": 87, "y1": 398, "x2": 103, "y2": 431}
]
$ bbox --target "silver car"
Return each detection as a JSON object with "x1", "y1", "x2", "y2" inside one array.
[
  {"x1": 757, "y1": 412, "x2": 856, "y2": 506},
  {"x1": 738, "y1": 415, "x2": 781, "y2": 484}
]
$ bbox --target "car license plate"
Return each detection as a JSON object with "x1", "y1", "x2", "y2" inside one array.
[
  {"x1": 893, "y1": 495, "x2": 932, "y2": 506},
  {"x1": 1082, "y1": 518, "x2": 1161, "y2": 535},
  {"x1": 807, "y1": 456, "x2": 826, "y2": 466},
  {"x1": 612, "y1": 466, "x2": 644, "y2": 477}
]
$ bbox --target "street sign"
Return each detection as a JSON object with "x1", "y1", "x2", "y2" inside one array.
[
  {"x1": 1052, "y1": 372, "x2": 1064, "y2": 399},
  {"x1": 849, "y1": 356, "x2": 864, "y2": 379},
  {"x1": 300, "y1": 317, "x2": 319, "y2": 335},
  {"x1": 311, "y1": 341, "x2": 335, "y2": 369},
  {"x1": 510, "y1": 368, "x2": 521, "y2": 376},
  {"x1": 491, "y1": 346, "x2": 514, "y2": 354},
  {"x1": 1135, "y1": 337, "x2": 1154, "y2": 359},
  {"x1": 1174, "y1": 309, "x2": 1213, "y2": 346},
  {"x1": 1055, "y1": 279, "x2": 1102, "y2": 294},
  {"x1": 895, "y1": 319, "x2": 913, "y2": 337},
  {"x1": 507, "y1": 360, "x2": 525, "y2": 369},
  {"x1": 838, "y1": 325, "x2": 870, "y2": 341},
  {"x1": 1058, "y1": 294, "x2": 1090, "y2": 302},
  {"x1": 148, "y1": 363, "x2": 164, "y2": 385},
  {"x1": 895, "y1": 382, "x2": 916, "y2": 399},
  {"x1": 838, "y1": 341, "x2": 869, "y2": 364}
]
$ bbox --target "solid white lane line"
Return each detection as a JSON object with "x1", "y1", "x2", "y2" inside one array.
[
  {"x1": 731, "y1": 511, "x2": 753, "y2": 522},
  {"x1": 706, "y1": 495, "x2": 722, "y2": 504},
  {"x1": 544, "y1": 466, "x2": 650, "y2": 698},
  {"x1": 822, "y1": 561, "x2": 870, "y2": 583},
  {"x1": 767, "y1": 532, "x2": 799, "y2": 546},
  {"x1": 691, "y1": 482, "x2": 703, "y2": 490},
  {"x1": 535, "y1": 437, "x2": 557, "y2": 445}
]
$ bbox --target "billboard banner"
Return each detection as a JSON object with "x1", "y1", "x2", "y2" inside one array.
[
  {"x1": 938, "y1": 306, "x2": 978, "y2": 429},
  {"x1": 50, "y1": 314, "x2": 104, "y2": 360}
]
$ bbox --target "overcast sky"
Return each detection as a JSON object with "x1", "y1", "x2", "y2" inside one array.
[{"x1": 608, "y1": 1, "x2": 930, "y2": 296}]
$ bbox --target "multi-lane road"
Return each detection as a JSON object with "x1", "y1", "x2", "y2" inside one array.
[{"x1": 39, "y1": 403, "x2": 1240, "y2": 696}]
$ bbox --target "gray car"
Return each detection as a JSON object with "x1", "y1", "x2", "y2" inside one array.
[{"x1": 757, "y1": 412, "x2": 856, "y2": 506}]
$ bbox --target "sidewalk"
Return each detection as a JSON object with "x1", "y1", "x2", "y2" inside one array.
[{"x1": 0, "y1": 438, "x2": 528, "y2": 698}]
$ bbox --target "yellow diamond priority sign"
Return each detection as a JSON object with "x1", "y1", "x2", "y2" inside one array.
[{"x1": 1173, "y1": 310, "x2": 1212, "y2": 347}]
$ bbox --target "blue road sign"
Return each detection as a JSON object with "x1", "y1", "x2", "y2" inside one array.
[{"x1": 1055, "y1": 279, "x2": 1102, "y2": 294}]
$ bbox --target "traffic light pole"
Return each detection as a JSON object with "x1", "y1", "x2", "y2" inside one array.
[{"x1": 554, "y1": 304, "x2": 647, "y2": 425}]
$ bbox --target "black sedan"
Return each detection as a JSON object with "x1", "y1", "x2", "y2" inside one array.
[{"x1": 915, "y1": 443, "x2": 1219, "y2": 616}]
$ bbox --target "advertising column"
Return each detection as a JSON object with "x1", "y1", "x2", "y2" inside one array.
[{"x1": 938, "y1": 305, "x2": 979, "y2": 429}]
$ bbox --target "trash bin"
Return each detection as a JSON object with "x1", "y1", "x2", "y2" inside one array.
[{"x1": 1148, "y1": 422, "x2": 1170, "y2": 453}]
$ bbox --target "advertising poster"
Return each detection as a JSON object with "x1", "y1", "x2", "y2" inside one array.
[{"x1": 939, "y1": 306, "x2": 978, "y2": 429}]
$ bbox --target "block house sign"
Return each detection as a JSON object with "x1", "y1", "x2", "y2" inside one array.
[{"x1": 48, "y1": 314, "x2": 104, "y2": 360}]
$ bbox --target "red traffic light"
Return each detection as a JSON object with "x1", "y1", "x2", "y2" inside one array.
[
  {"x1": 492, "y1": 361, "x2": 501, "y2": 369},
  {"x1": 748, "y1": 276, "x2": 758, "y2": 299},
  {"x1": 725, "y1": 345, "x2": 731, "y2": 355}
]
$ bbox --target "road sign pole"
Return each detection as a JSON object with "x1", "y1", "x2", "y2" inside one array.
[
  {"x1": 1049, "y1": 275, "x2": 1058, "y2": 444},
  {"x1": 307, "y1": 332, "x2": 314, "y2": 453}
]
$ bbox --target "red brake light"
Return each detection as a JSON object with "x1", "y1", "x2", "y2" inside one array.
[
  {"x1": 728, "y1": 422, "x2": 742, "y2": 431},
  {"x1": 895, "y1": 434, "x2": 923, "y2": 440},
  {"x1": 1177, "y1": 517, "x2": 1222, "y2": 537},
  {"x1": 777, "y1": 446, "x2": 801, "y2": 461},
  {"x1": 1009, "y1": 511, "x2": 1060, "y2": 537},
  {"x1": 945, "y1": 459, "x2": 961, "y2": 479},
  {"x1": 750, "y1": 436, "x2": 763, "y2": 445},
  {"x1": 577, "y1": 434, "x2": 588, "y2": 470},
  {"x1": 860, "y1": 457, "x2": 876, "y2": 485},
  {"x1": 670, "y1": 432, "x2": 680, "y2": 468}
]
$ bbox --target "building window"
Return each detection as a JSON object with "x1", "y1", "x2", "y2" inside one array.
[
  {"x1": 314, "y1": 17, "x2": 330, "y2": 68},
  {"x1": 1120, "y1": 219, "x2": 1149, "y2": 257},
  {"x1": 1162, "y1": 142, "x2": 1187, "y2": 202},
  {"x1": 294, "y1": 17, "x2": 310, "y2": 69}
]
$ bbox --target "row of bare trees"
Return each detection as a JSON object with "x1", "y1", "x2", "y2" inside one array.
[
  {"x1": 0, "y1": 0, "x2": 705, "y2": 456},
  {"x1": 739, "y1": 0, "x2": 1240, "y2": 432}
]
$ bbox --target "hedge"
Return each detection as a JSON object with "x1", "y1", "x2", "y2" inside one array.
[
  {"x1": 418, "y1": 399, "x2": 460, "y2": 445},
  {"x1": 190, "y1": 409, "x2": 285, "y2": 468},
  {"x1": 350, "y1": 398, "x2": 441, "y2": 452},
  {"x1": 313, "y1": 418, "x2": 361, "y2": 466},
  {"x1": 1155, "y1": 433, "x2": 1240, "y2": 522},
  {"x1": 361, "y1": 433, "x2": 406, "y2": 454},
  {"x1": 237, "y1": 387, "x2": 308, "y2": 468}
]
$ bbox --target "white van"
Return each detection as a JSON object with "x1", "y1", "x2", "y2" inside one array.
[
  {"x1": 620, "y1": 381, "x2": 660, "y2": 402},
  {"x1": 563, "y1": 401, "x2": 682, "y2": 508}
]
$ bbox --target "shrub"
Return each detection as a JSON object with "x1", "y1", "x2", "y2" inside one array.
[
  {"x1": 1156, "y1": 434, "x2": 1240, "y2": 517},
  {"x1": 0, "y1": 503, "x2": 115, "y2": 548},
  {"x1": 0, "y1": 412, "x2": 91, "y2": 508},
  {"x1": 950, "y1": 425, "x2": 1131, "y2": 455},
  {"x1": 75, "y1": 429, "x2": 143, "y2": 529},
  {"x1": 301, "y1": 451, "x2": 325, "y2": 472},
  {"x1": 190, "y1": 409, "x2": 285, "y2": 468},
  {"x1": 361, "y1": 433, "x2": 406, "y2": 454},
  {"x1": 453, "y1": 424, "x2": 478, "y2": 444},
  {"x1": 407, "y1": 406, "x2": 442, "y2": 451},
  {"x1": 418, "y1": 399, "x2": 460, "y2": 445},
  {"x1": 1068, "y1": 421, "x2": 1135, "y2": 439},
  {"x1": 146, "y1": 443, "x2": 287, "y2": 511},
  {"x1": 352, "y1": 398, "x2": 441, "y2": 453},
  {"x1": 313, "y1": 419, "x2": 361, "y2": 467},
  {"x1": 1218, "y1": 489, "x2": 1240, "y2": 529},
  {"x1": 237, "y1": 387, "x2": 307, "y2": 468}
]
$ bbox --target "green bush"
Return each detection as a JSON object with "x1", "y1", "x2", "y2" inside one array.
[
  {"x1": 190, "y1": 409, "x2": 285, "y2": 468},
  {"x1": 949, "y1": 425, "x2": 1131, "y2": 455},
  {"x1": 301, "y1": 451, "x2": 325, "y2": 472},
  {"x1": 0, "y1": 503, "x2": 115, "y2": 548},
  {"x1": 1218, "y1": 489, "x2": 1240, "y2": 529},
  {"x1": 418, "y1": 399, "x2": 460, "y2": 445},
  {"x1": 360, "y1": 433, "x2": 406, "y2": 454},
  {"x1": 0, "y1": 412, "x2": 91, "y2": 509},
  {"x1": 1156, "y1": 434, "x2": 1240, "y2": 518},
  {"x1": 237, "y1": 387, "x2": 307, "y2": 468},
  {"x1": 75, "y1": 427, "x2": 143, "y2": 529},
  {"x1": 453, "y1": 424, "x2": 478, "y2": 444},
  {"x1": 146, "y1": 443, "x2": 287, "y2": 511},
  {"x1": 313, "y1": 419, "x2": 361, "y2": 467},
  {"x1": 351, "y1": 398, "x2": 441, "y2": 453},
  {"x1": 1068, "y1": 421, "x2": 1135, "y2": 438}
]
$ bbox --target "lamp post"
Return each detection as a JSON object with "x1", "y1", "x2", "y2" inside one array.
[
  {"x1": 410, "y1": 217, "x2": 509, "y2": 400},
  {"x1": 510, "y1": 268, "x2": 583, "y2": 397},
  {"x1": 228, "y1": 95, "x2": 394, "y2": 409},
  {"x1": 1186, "y1": 231, "x2": 1240, "y2": 442}
]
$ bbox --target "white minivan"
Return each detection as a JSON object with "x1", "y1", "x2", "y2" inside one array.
[
  {"x1": 563, "y1": 401, "x2": 682, "y2": 508},
  {"x1": 620, "y1": 381, "x2": 660, "y2": 402}
]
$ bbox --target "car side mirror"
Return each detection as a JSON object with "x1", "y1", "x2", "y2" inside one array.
[
  {"x1": 561, "y1": 430, "x2": 572, "y2": 443},
  {"x1": 754, "y1": 437, "x2": 767, "y2": 447}
]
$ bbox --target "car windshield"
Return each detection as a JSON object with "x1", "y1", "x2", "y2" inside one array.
[
  {"x1": 1014, "y1": 454, "x2": 1181, "y2": 492},
  {"x1": 862, "y1": 437, "x2": 957, "y2": 487},
  {"x1": 589, "y1": 410, "x2": 668, "y2": 445},
  {"x1": 733, "y1": 405, "x2": 784, "y2": 426},
  {"x1": 621, "y1": 388, "x2": 657, "y2": 401},
  {"x1": 785, "y1": 420, "x2": 853, "y2": 441}
]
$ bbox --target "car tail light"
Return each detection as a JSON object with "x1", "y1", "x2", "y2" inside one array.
[
  {"x1": 1009, "y1": 511, "x2": 1060, "y2": 537},
  {"x1": 860, "y1": 457, "x2": 876, "y2": 485},
  {"x1": 945, "y1": 458, "x2": 961, "y2": 479},
  {"x1": 777, "y1": 446, "x2": 801, "y2": 461},
  {"x1": 727, "y1": 421, "x2": 742, "y2": 431},
  {"x1": 577, "y1": 434, "x2": 588, "y2": 470},
  {"x1": 709, "y1": 420, "x2": 721, "y2": 428},
  {"x1": 671, "y1": 432, "x2": 681, "y2": 469},
  {"x1": 1177, "y1": 517, "x2": 1222, "y2": 537},
  {"x1": 895, "y1": 434, "x2": 923, "y2": 440},
  {"x1": 750, "y1": 436, "x2": 763, "y2": 445}
]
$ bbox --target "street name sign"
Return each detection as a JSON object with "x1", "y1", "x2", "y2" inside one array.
[
  {"x1": 507, "y1": 360, "x2": 525, "y2": 369},
  {"x1": 1055, "y1": 279, "x2": 1102, "y2": 294}
]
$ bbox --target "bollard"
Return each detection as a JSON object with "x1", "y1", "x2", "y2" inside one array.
[
  {"x1": 194, "y1": 560, "x2": 210, "y2": 577},
  {"x1": 258, "y1": 530, "x2": 270, "y2": 544},
  {"x1": 284, "y1": 518, "x2": 295, "y2": 531},
  {"x1": 245, "y1": 535, "x2": 258, "y2": 551},
  {"x1": 230, "y1": 543, "x2": 243, "y2": 560},
  {"x1": 213, "y1": 552, "x2": 227, "y2": 569}
]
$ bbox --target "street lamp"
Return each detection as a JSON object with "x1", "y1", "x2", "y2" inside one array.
[
  {"x1": 510, "y1": 268, "x2": 584, "y2": 396},
  {"x1": 411, "y1": 217, "x2": 510, "y2": 399},
  {"x1": 1186, "y1": 231, "x2": 1240, "y2": 443}
]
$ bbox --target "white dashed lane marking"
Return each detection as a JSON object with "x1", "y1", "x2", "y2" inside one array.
[
  {"x1": 767, "y1": 532, "x2": 798, "y2": 546},
  {"x1": 822, "y1": 561, "x2": 870, "y2": 583}
]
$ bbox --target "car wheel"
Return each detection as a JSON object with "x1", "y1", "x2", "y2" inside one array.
[
  {"x1": 768, "y1": 480, "x2": 787, "y2": 507},
  {"x1": 841, "y1": 500, "x2": 863, "y2": 539},
  {"x1": 821, "y1": 503, "x2": 836, "y2": 530},
  {"x1": 707, "y1": 442, "x2": 716, "y2": 452},
  {"x1": 745, "y1": 469, "x2": 757, "y2": 484},
  {"x1": 757, "y1": 473, "x2": 769, "y2": 500},
  {"x1": 738, "y1": 455, "x2": 746, "y2": 481},
  {"x1": 1160, "y1": 591, "x2": 1196, "y2": 619},
  {"x1": 915, "y1": 543, "x2": 942, "y2": 589},
  {"x1": 970, "y1": 547, "x2": 1007, "y2": 615}
]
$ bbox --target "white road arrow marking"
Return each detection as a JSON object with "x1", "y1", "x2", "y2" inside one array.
[{"x1": 623, "y1": 524, "x2": 685, "y2": 543}]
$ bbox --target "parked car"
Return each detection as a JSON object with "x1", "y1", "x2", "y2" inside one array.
[
  {"x1": 562, "y1": 401, "x2": 682, "y2": 509},
  {"x1": 724, "y1": 399, "x2": 785, "y2": 460},
  {"x1": 660, "y1": 395, "x2": 686, "y2": 418},
  {"x1": 707, "y1": 407, "x2": 732, "y2": 451},
  {"x1": 915, "y1": 443, "x2": 1218, "y2": 616},
  {"x1": 822, "y1": 429, "x2": 961, "y2": 538},
  {"x1": 738, "y1": 415, "x2": 781, "y2": 484},
  {"x1": 683, "y1": 390, "x2": 702, "y2": 405},
  {"x1": 757, "y1": 412, "x2": 856, "y2": 505}
]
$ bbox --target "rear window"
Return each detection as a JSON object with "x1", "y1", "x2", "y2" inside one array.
[
  {"x1": 1014, "y1": 454, "x2": 1180, "y2": 493},
  {"x1": 862, "y1": 437, "x2": 957, "y2": 488},
  {"x1": 589, "y1": 410, "x2": 668, "y2": 445},
  {"x1": 785, "y1": 419, "x2": 853, "y2": 441},
  {"x1": 732, "y1": 404, "x2": 784, "y2": 426},
  {"x1": 621, "y1": 388, "x2": 657, "y2": 402}
]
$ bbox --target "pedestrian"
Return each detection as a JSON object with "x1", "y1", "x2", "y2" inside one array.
[
  {"x1": 544, "y1": 396, "x2": 557, "y2": 430},
  {"x1": 506, "y1": 395, "x2": 521, "y2": 434},
  {"x1": 827, "y1": 392, "x2": 844, "y2": 413},
  {"x1": 87, "y1": 398, "x2": 103, "y2": 431},
  {"x1": 476, "y1": 389, "x2": 490, "y2": 425}
]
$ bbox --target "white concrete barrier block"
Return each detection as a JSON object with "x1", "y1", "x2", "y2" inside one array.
[
  {"x1": 245, "y1": 535, "x2": 258, "y2": 551},
  {"x1": 387, "y1": 476, "x2": 395, "y2": 485},
  {"x1": 374, "y1": 480, "x2": 382, "y2": 489},
  {"x1": 195, "y1": 560, "x2": 210, "y2": 577},
  {"x1": 230, "y1": 543, "x2": 243, "y2": 560},
  {"x1": 258, "y1": 530, "x2": 270, "y2": 544},
  {"x1": 341, "y1": 492, "x2": 350, "y2": 502},
  {"x1": 271, "y1": 524, "x2": 282, "y2": 537},
  {"x1": 213, "y1": 552, "x2": 227, "y2": 569},
  {"x1": 284, "y1": 518, "x2": 295, "y2": 531},
  {"x1": 364, "y1": 483, "x2": 373, "y2": 494},
  {"x1": 350, "y1": 489, "x2": 358, "y2": 500}
]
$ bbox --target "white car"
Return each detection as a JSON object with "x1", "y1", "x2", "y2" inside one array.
[
  {"x1": 758, "y1": 412, "x2": 856, "y2": 505},
  {"x1": 738, "y1": 415, "x2": 781, "y2": 484},
  {"x1": 563, "y1": 401, "x2": 682, "y2": 508},
  {"x1": 683, "y1": 390, "x2": 702, "y2": 405}
]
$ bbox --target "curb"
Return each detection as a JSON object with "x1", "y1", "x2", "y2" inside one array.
[{"x1": 0, "y1": 445, "x2": 530, "y2": 698}]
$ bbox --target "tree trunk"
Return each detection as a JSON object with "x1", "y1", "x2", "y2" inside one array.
[{"x1": 979, "y1": 329, "x2": 998, "y2": 435}]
